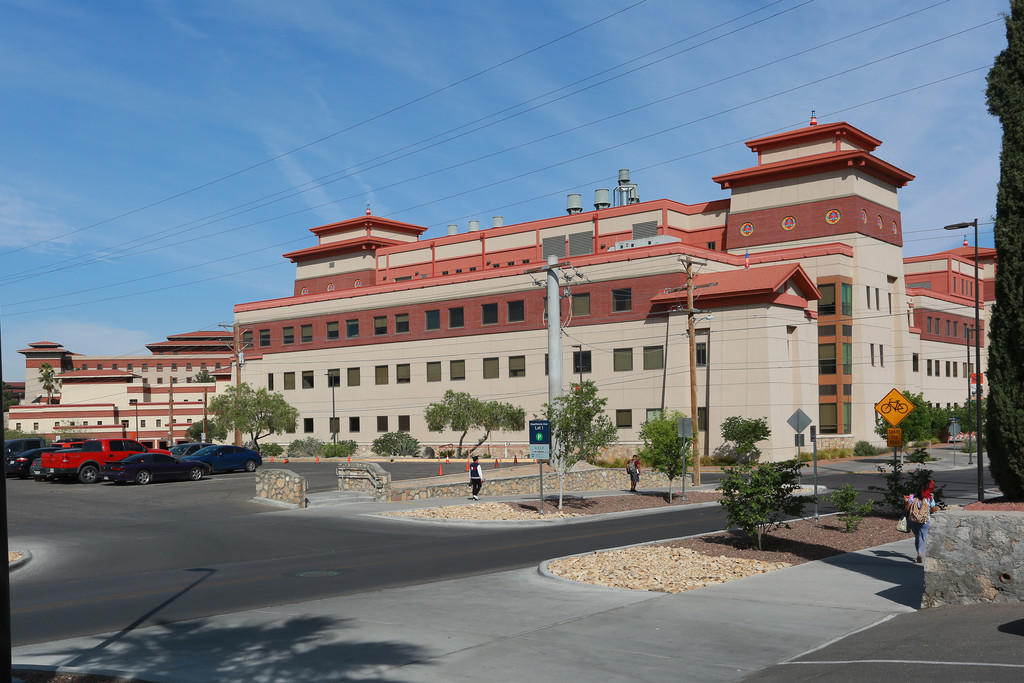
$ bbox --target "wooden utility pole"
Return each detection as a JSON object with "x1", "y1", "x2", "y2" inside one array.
[
  {"x1": 685, "y1": 259, "x2": 701, "y2": 486},
  {"x1": 233, "y1": 321, "x2": 242, "y2": 447},
  {"x1": 167, "y1": 378, "x2": 174, "y2": 448}
]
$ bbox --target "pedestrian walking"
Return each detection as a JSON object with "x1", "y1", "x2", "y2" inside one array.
[
  {"x1": 906, "y1": 478, "x2": 938, "y2": 563},
  {"x1": 627, "y1": 454, "x2": 641, "y2": 492},
  {"x1": 469, "y1": 455, "x2": 484, "y2": 500}
]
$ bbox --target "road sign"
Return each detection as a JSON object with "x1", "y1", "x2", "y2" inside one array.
[
  {"x1": 887, "y1": 428, "x2": 903, "y2": 448},
  {"x1": 874, "y1": 388, "x2": 915, "y2": 427},
  {"x1": 529, "y1": 444, "x2": 550, "y2": 460},
  {"x1": 787, "y1": 409, "x2": 812, "y2": 434},
  {"x1": 677, "y1": 417, "x2": 693, "y2": 438},
  {"x1": 529, "y1": 420, "x2": 550, "y2": 445},
  {"x1": 948, "y1": 418, "x2": 961, "y2": 440}
]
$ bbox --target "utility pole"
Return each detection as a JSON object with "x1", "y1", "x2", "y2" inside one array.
[
  {"x1": 202, "y1": 389, "x2": 208, "y2": 443},
  {"x1": 167, "y1": 378, "x2": 174, "y2": 448},
  {"x1": 233, "y1": 322, "x2": 242, "y2": 446},
  {"x1": 685, "y1": 258, "x2": 701, "y2": 486}
]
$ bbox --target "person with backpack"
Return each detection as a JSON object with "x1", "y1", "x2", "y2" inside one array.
[
  {"x1": 468, "y1": 455, "x2": 485, "y2": 501},
  {"x1": 627, "y1": 455, "x2": 641, "y2": 492},
  {"x1": 905, "y1": 479, "x2": 938, "y2": 563}
]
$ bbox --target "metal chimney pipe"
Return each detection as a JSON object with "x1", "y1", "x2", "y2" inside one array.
[
  {"x1": 594, "y1": 189, "x2": 610, "y2": 210},
  {"x1": 447, "y1": 224, "x2": 458, "y2": 236},
  {"x1": 566, "y1": 194, "x2": 582, "y2": 215},
  {"x1": 492, "y1": 216, "x2": 503, "y2": 228},
  {"x1": 468, "y1": 220, "x2": 480, "y2": 232}
]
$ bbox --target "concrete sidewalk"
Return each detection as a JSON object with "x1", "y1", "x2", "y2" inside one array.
[{"x1": 12, "y1": 536, "x2": 925, "y2": 682}]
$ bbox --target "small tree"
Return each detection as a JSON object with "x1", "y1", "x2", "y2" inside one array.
[
  {"x1": 53, "y1": 421, "x2": 88, "y2": 442},
  {"x1": 868, "y1": 460, "x2": 946, "y2": 512},
  {"x1": 322, "y1": 440, "x2": 358, "y2": 458},
  {"x1": 192, "y1": 369, "x2": 215, "y2": 383},
  {"x1": 39, "y1": 363, "x2": 60, "y2": 404},
  {"x1": 424, "y1": 390, "x2": 524, "y2": 459},
  {"x1": 720, "y1": 416, "x2": 771, "y2": 462},
  {"x1": 542, "y1": 381, "x2": 618, "y2": 509},
  {"x1": 259, "y1": 443, "x2": 284, "y2": 459},
  {"x1": 208, "y1": 383, "x2": 298, "y2": 453},
  {"x1": 288, "y1": 437, "x2": 326, "y2": 458},
  {"x1": 372, "y1": 432, "x2": 420, "y2": 458},
  {"x1": 185, "y1": 418, "x2": 228, "y2": 442},
  {"x1": 718, "y1": 460, "x2": 808, "y2": 550},
  {"x1": 3, "y1": 383, "x2": 17, "y2": 413},
  {"x1": 637, "y1": 410, "x2": 690, "y2": 502},
  {"x1": 829, "y1": 483, "x2": 873, "y2": 533}
]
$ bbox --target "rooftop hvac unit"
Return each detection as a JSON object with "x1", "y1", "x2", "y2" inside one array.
[{"x1": 607, "y1": 235, "x2": 681, "y2": 251}]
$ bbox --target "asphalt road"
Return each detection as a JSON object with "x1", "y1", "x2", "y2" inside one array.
[{"x1": 6, "y1": 457, "x2": 993, "y2": 647}]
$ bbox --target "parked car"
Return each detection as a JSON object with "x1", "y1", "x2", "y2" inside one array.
[
  {"x1": 180, "y1": 445, "x2": 262, "y2": 473},
  {"x1": 5, "y1": 437, "x2": 46, "y2": 457},
  {"x1": 101, "y1": 453, "x2": 211, "y2": 485},
  {"x1": 39, "y1": 438, "x2": 171, "y2": 484},
  {"x1": 169, "y1": 442, "x2": 215, "y2": 458},
  {"x1": 32, "y1": 448, "x2": 83, "y2": 481},
  {"x1": 6, "y1": 446, "x2": 62, "y2": 479}
]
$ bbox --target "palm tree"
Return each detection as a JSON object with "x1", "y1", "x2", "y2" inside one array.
[{"x1": 39, "y1": 363, "x2": 61, "y2": 404}]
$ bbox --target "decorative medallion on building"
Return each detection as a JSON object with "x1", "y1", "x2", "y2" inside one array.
[
  {"x1": 825, "y1": 209, "x2": 841, "y2": 224},
  {"x1": 300, "y1": 287, "x2": 309, "y2": 295},
  {"x1": 354, "y1": 279, "x2": 363, "y2": 288},
  {"x1": 326, "y1": 283, "x2": 335, "y2": 292},
  {"x1": 782, "y1": 216, "x2": 796, "y2": 231},
  {"x1": 861, "y1": 209, "x2": 868, "y2": 223},
  {"x1": 740, "y1": 222, "x2": 754, "y2": 236},
  {"x1": 891, "y1": 220, "x2": 898, "y2": 234},
  {"x1": 877, "y1": 216, "x2": 883, "y2": 230}
]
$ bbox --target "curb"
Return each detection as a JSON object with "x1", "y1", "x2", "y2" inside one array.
[{"x1": 8, "y1": 550, "x2": 32, "y2": 572}]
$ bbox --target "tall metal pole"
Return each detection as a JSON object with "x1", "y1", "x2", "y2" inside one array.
[
  {"x1": 966, "y1": 328, "x2": 973, "y2": 466},
  {"x1": 167, "y1": 378, "x2": 174, "y2": 448},
  {"x1": 686, "y1": 259, "x2": 701, "y2": 486},
  {"x1": 329, "y1": 371, "x2": 337, "y2": 443},
  {"x1": 233, "y1": 322, "x2": 242, "y2": 447},
  {"x1": 972, "y1": 219, "x2": 984, "y2": 501},
  {"x1": 0, "y1": 319, "x2": 13, "y2": 678},
  {"x1": 544, "y1": 255, "x2": 563, "y2": 515},
  {"x1": 703, "y1": 328, "x2": 711, "y2": 461}
]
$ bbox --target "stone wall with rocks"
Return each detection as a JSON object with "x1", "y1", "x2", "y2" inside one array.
[
  {"x1": 389, "y1": 465, "x2": 690, "y2": 502},
  {"x1": 255, "y1": 468, "x2": 307, "y2": 508},
  {"x1": 923, "y1": 510, "x2": 1023, "y2": 607},
  {"x1": 337, "y1": 462, "x2": 392, "y2": 502}
]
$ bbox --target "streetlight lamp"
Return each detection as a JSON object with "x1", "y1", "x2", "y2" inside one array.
[
  {"x1": 944, "y1": 218, "x2": 983, "y2": 501},
  {"x1": 129, "y1": 398, "x2": 139, "y2": 440}
]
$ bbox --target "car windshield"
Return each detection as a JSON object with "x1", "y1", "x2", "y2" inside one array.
[
  {"x1": 169, "y1": 444, "x2": 191, "y2": 456},
  {"x1": 187, "y1": 446, "x2": 220, "y2": 458}
]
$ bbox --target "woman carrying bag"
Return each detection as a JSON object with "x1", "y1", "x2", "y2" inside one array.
[{"x1": 906, "y1": 479, "x2": 938, "y2": 564}]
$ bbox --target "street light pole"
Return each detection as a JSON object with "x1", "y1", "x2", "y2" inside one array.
[
  {"x1": 944, "y1": 218, "x2": 983, "y2": 501},
  {"x1": 327, "y1": 370, "x2": 338, "y2": 443},
  {"x1": 130, "y1": 398, "x2": 139, "y2": 439}
]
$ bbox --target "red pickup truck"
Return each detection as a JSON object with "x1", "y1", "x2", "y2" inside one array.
[{"x1": 40, "y1": 439, "x2": 171, "y2": 484}]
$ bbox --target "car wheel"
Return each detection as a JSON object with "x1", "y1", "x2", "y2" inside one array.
[
  {"x1": 188, "y1": 466, "x2": 204, "y2": 481},
  {"x1": 244, "y1": 459, "x2": 257, "y2": 472},
  {"x1": 78, "y1": 465, "x2": 100, "y2": 484},
  {"x1": 135, "y1": 470, "x2": 152, "y2": 485}
]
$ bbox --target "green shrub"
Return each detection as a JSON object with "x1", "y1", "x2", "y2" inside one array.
[
  {"x1": 718, "y1": 460, "x2": 809, "y2": 550},
  {"x1": 828, "y1": 483, "x2": 873, "y2": 532},
  {"x1": 907, "y1": 447, "x2": 930, "y2": 464},
  {"x1": 322, "y1": 440, "x2": 358, "y2": 458},
  {"x1": 853, "y1": 440, "x2": 876, "y2": 458},
  {"x1": 287, "y1": 437, "x2": 325, "y2": 458},
  {"x1": 259, "y1": 443, "x2": 284, "y2": 458},
  {"x1": 868, "y1": 460, "x2": 945, "y2": 512},
  {"x1": 372, "y1": 432, "x2": 420, "y2": 458}
]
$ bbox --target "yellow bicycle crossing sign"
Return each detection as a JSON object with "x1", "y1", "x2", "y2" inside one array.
[{"x1": 875, "y1": 388, "x2": 915, "y2": 427}]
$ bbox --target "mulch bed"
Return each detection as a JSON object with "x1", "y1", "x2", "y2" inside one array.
[{"x1": 502, "y1": 490, "x2": 721, "y2": 515}]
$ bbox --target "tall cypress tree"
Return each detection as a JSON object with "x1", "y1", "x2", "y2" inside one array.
[{"x1": 985, "y1": 0, "x2": 1024, "y2": 499}]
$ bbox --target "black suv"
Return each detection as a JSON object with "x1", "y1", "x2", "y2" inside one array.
[{"x1": 5, "y1": 438, "x2": 46, "y2": 457}]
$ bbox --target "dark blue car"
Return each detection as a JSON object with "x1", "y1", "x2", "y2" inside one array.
[
  {"x1": 180, "y1": 445, "x2": 262, "y2": 473},
  {"x1": 101, "y1": 453, "x2": 211, "y2": 485}
]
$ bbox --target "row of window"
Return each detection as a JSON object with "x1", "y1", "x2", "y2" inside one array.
[
  {"x1": 248, "y1": 289, "x2": 634, "y2": 348},
  {"x1": 818, "y1": 343, "x2": 886, "y2": 374},
  {"x1": 77, "y1": 361, "x2": 222, "y2": 372},
  {"x1": 267, "y1": 345, "x2": 670, "y2": 390},
  {"x1": 925, "y1": 359, "x2": 973, "y2": 378},
  {"x1": 924, "y1": 316, "x2": 971, "y2": 340}
]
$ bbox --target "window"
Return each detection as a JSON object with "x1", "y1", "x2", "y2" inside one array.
[
  {"x1": 953, "y1": 362, "x2": 958, "y2": 378},
  {"x1": 449, "y1": 307, "x2": 464, "y2": 328},
  {"x1": 643, "y1": 346, "x2": 664, "y2": 370},
  {"x1": 482, "y1": 303, "x2": 499, "y2": 326},
  {"x1": 612, "y1": 288, "x2": 632, "y2": 312},
  {"x1": 870, "y1": 344, "x2": 875, "y2": 367},
  {"x1": 818, "y1": 324, "x2": 836, "y2": 337},
  {"x1": 450, "y1": 360, "x2": 466, "y2": 381},
  {"x1": 646, "y1": 409, "x2": 662, "y2": 423},
  {"x1": 843, "y1": 403, "x2": 852, "y2": 433},
  {"x1": 613, "y1": 348, "x2": 633, "y2": 372},
  {"x1": 283, "y1": 372, "x2": 296, "y2": 390},
  {"x1": 945, "y1": 361, "x2": 951, "y2": 377},
  {"x1": 267, "y1": 373, "x2": 274, "y2": 390},
  {"x1": 325, "y1": 368, "x2": 339, "y2": 388},
  {"x1": 302, "y1": 370, "x2": 314, "y2": 389},
  {"x1": 156, "y1": 419, "x2": 161, "y2": 428},
  {"x1": 615, "y1": 409, "x2": 632, "y2": 428},
  {"x1": 142, "y1": 363, "x2": 148, "y2": 371},
  {"x1": 571, "y1": 293, "x2": 590, "y2": 316},
  {"x1": 185, "y1": 363, "x2": 191, "y2": 371},
  {"x1": 820, "y1": 385, "x2": 838, "y2": 396},
  {"x1": 695, "y1": 342, "x2": 707, "y2": 367},
  {"x1": 301, "y1": 324, "x2": 313, "y2": 343},
  {"x1": 395, "y1": 313, "x2": 409, "y2": 334},
  {"x1": 375, "y1": 366, "x2": 389, "y2": 385},
  {"x1": 953, "y1": 321, "x2": 958, "y2": 338},
  {"x1": 875, "y1": 287, "x2": 879, "y2": 310},
  {"x1": 572, "y1": 350, "x2": 592, "y2": 374},
  {"x1": 483, "y1": 358, "x2": 499, "y2": 379},
  {"x1": 818, "y1": 284, "x2": 836, "y2": 316},
  {"x1": 509, "y1": 356, "x2": 526, "y2": 377},
  {"x1": 819, "y1": 403, "x2": 838, "y2": 434},
  {"x1": 259, "y1": 329, "x2": 270, "y2": 347},
  {"x1": 283, "y1": 327, "x2": 294, "y2": 345},
  {"x1": 140, "y1": 420, "x2": 146, "y2": 428},
  {"x1": 865, "y1": 285, "x2": 871, "y2": 308},
  {"x1": 303, "y1": 418, "x2": 314, "y2": 433},
  {"x1": 843, "y1": 343, "x2": 852, "y2": 374},
  {"x1": 841, "y1": 283, "x2": 853, "y2": 315},
  {"x1": 842, "y1": 324, "x2": 853, "y2": 337},
  {"x1": 346, "y1": 319, "x2": 359, "y2": 338},
  {"x1": 349, "y1": 416, "x2": 360, "y2": 433},
  {"x1": 374, "y1": 316, "x2": 388, "y2": 336},
  {"x1": 912, "y1": 353, "x2": 920, "y2": 372},
  {"x1": 398, "y1": 415, "x2": 410, "y2": 432},
  {"x1": 818, "y1": 344, "x2": 837, "y2": 375},
  {"x1": 425, "y1": 310, "x2": 441, "y2": 331},
  {"x1": 326, "y1": 321, "x2": 339, "y2": 341},
  {"x1": 697, "y1": 406, "x2": 708, "y2": 431},
  {"x1": 880, "y1": 345, "x2": 884, "y2": 367},
  {"x1": 377, "y1": 416, "x2": 388, "y2": 432},
  {"x1": 507, "y1": 300, "x2": 525, "y2": 323},
  {"x1": 330, "y1": 417, "x2": 340, "y2": 434},
  {"x1": 156, "y1": 363, "x2": 162, "y2": 371},
  {"x1": 946, "y1": 320, "x2": 951, "y2": 336},
  {"x1": 396, "y1": 364, "x2": 410, "y2": 384},
  {"x1": 706, "y1": 241, "x2": 717, "y2": 250},
  {"x1": 927, "y1": 359, "x2": 933, "y2": 376},
  {"x1": 426, "y1": 362, "x2": 442, "y2": 382},
  {"x1": 171, "y1": 363, "x2": 177, "y2": 371},
  {"x1": 347, "y1": 367, "x2": 360, "y2": 386}
]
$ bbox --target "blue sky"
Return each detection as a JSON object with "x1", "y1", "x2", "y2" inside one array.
[{"x1": 0, "y1": 0, "x2": 1007, "y2": 381}]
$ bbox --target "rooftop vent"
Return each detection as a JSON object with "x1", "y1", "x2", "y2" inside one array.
[
  {"x1": 613, "y1": 169, "x2": 639, "y2": 206},
  {"x1": 594, "y1": 189, "x2": 610, "y2": 210},
  {"x1": 447, "y1": 224, "x2": 458, "y2": 236},
  {"x1": 566, "y1": 194, "x2": 582, "y2": 215},
  {"x1": 492, "y1": 216, "x2": 503, "y2": 228}
]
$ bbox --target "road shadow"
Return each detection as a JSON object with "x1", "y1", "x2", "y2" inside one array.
[{"x1": 14, "y1": 614, "x2": 430, "y2": 682}]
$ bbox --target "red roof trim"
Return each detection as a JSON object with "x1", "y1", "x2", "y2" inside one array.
[
  {"x1": 744, "y1": 121, "x2": 882, "y2": 153},
  {"x1": 712, "y1": 150, "x2": 914, "y2": 189},
  {"x1": 282, "y1": 236, "x2": 406, "y2": 262},
  {"x1": 310, "y1": 216, "x2": 428, "y2": 237}
]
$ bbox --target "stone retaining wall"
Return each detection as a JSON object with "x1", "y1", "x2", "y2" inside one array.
[
  {"x1": 389, "y1": 466, "x2": 690, "y2": 502},
  {"x1": 255, "y1": 468, "x2": 307, "y2": 508},
  {"x1": 337, "y1": 462, "x2": 392, "y2": 502},
  {"x1": 923, "y1": 510, "x2": 1023, "y2": 607}
]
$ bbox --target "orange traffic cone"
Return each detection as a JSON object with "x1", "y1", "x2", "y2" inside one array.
[
  {"x1": 445, "y1": 455, "x2": 450, "y2": 463},
  {"x1": 316, "y1": 455, "x2": 320, "y2": 463},
  {"x1": 347, "y1": 453, "x2": 351, "y2": 462},
  {"x1": 494, "y1": 457, "x2": 500, "y2": 468},
  {"x1": 513, "y1": 453, "x2": 518, "y2": 464},
  {"x1": 270, "y1": 455, "x2": 274, "y2": 462},
  {"x1": 465, "y1": 458, "x2": 471, "y2": 471},
  {"x1": 438, "y1": 462, "x2": 444, "y2": 476}
]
